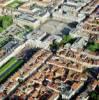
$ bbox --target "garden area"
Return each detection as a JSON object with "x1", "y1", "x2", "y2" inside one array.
[
  {"x1": 0, "y1": 57, "x2": 24, "y2": 83},
  {"x1": 7, "y1": 0, "x2": 23, "y2": 9},
  {"x1": 0, "y1": 15, "x2": 13, "y2": 32},
  {"x1": 0, "y1": 36, "x2": 13, "y2": 48},
  {"x1": 16, "y1": 25, "x2": 33, "y2": 39}
]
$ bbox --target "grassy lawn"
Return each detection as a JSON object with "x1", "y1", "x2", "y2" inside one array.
[
  {"x1": 0, "y1": 57, "x2": 24, "y2": 83},
  {"x1": 0, "y1": 36, "x2": 12, "y2": 48},
  {"x1": 0, "y1": 15, "x2": 13, "y2": 32},
  {"x1": 0, "y1": 57, "x2": 17, "y2": 75}
]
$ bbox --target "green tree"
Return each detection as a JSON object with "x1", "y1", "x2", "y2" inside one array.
[
  {"x1": 50, "y1": 40, "x2": 59, "y2": 54},
  {"x1": 87, "y1": 43, "x2": 99, "y2": 52},
  {"x1": 89, "y1": 91, "x2": 99, "y2": 100},
  {"x1": 60, "y1": 35, "x2": 73, "y2": 46},
  {"x1": 3, "y1": 16, "x2": 13, "y2": 29}
]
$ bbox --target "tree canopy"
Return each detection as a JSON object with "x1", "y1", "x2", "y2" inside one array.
[{"x1": 0, "y1": 15, "x2": 13, "y2": 32}]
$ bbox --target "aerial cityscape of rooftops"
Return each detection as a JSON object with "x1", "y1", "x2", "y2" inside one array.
[{"x1": 0, "y1": 0, "x2": 99, "y2": 100}]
